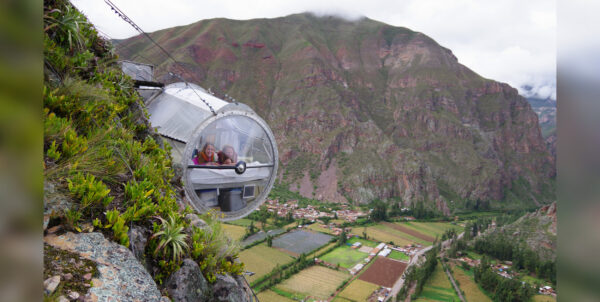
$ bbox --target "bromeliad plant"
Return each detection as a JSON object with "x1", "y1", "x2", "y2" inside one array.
[{"x1": 151, "y1": 215, "x2": 189, "y2": 263}]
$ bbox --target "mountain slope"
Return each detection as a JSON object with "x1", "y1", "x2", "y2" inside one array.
[{"x1": 116, "y1": 13, "x2": 555, "y2": 211}]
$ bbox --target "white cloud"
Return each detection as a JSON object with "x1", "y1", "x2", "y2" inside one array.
[{"x1": 71, "y1": 0, "x2": 556, "y2": 100}]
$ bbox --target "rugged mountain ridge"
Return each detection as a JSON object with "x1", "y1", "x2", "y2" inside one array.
[{"x1": 116, "y1": 13, "x2": 555, "y2": 210}]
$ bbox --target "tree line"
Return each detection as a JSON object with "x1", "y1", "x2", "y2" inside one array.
[{"x1": 474, "y1": 256, "x2": 536, "y2": 302}]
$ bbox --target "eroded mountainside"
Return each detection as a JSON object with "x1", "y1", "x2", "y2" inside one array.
[{"x1": 116, "y1": 13, "x2": 555, "y2": 210}]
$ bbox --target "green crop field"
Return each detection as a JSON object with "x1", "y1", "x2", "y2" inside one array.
[
  {"x1": 338, "y1": 279, "x2": 379, "y2": 301},
  {"x1": 350, "y1": 226, "x2": 413, "y2": 247},
  {"x1": 226, "y1": 218, "x2": 254, "y2": 227},
  {"x1": 415, "y1": 262, "x2": 459, "y2": 302},
  {"x1": 309, "y1": 242, "x2": 337, "y2": 258},
  {"x1": 238, "y1": 244, "x2": 294, "y2": 283},
  {"x1": 276, "y1": 266, "x2": 350, "y2": 300},
  {"x1": 347, "y1": 236, "x2": 378, "y2": 247},
  {"x1": 452, "y1": 265, "x2": 492, "y2": 302},
  {"x1": 320, "y1": 245, "x2": 367, "y2": 268},
  {"x1": 521, "y1": 274, "x2": 552, "y2": 287},
  {"x1": 388, "y1": 250, "x2": 410, "y2": 261},
  {"x1": 256, "y1": 289, "x2": 296, "y2": 302},
  {"x1": 401, "y1": 222, "x2": 462, "y2": 238},
  {"x1": 222, "y1": 224, "x2": 246, "y2": 241}
]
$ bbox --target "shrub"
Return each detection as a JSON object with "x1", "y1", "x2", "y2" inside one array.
[{"x1": 151, "y1": 215, "x2": 189, "y2": 263}]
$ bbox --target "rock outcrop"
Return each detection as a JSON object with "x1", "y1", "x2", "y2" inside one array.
[
  {"x1": 165, "y1": 259, "x2": 210, "y2": 302},
  {"x1": 44, "y1": 232, "x2": 163, "y2": 302}
]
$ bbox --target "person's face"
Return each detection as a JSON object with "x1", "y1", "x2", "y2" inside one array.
[
  {"x1": 224, "y1": 147, "x2": 234, "y2": 159},
  {"x1": 205, "y1": 145, "x2": 215, "y2": 156}
]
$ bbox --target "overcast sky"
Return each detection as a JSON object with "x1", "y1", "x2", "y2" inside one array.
[{"x1": 72, "y1": 0, "x2": 556, "y2": 100}]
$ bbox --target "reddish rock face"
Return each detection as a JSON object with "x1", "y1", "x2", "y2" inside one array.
[{"x1": 118, "y1": 13, "x2": 555, "y2": 208}]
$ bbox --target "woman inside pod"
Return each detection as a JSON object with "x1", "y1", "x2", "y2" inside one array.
[{"x1": 193, "y1": 143, "x2": 218, "y2": 165}]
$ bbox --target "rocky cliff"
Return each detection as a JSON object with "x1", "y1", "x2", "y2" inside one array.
[
  {"x1": 43, "y1": 1, "x2": 251, "y2": 300},
  {"x1": 116, "y1": 13, "x2": 555, "y2": 210}
]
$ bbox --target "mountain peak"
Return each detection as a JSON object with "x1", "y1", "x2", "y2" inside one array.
[{"x1": 117, "y1": 14, "x2": 555, "y2": 211}]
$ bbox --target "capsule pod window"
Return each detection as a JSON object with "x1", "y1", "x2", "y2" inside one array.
[{"x1": 183, "y1": 111, "x2": 278, "y2": 220}]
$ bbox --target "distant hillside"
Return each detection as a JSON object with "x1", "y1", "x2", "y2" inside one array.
[
  {"x1": 526, "y1": 96, "x2": 556, "y2": 138},
  {"x1": 115, "y1": 13, "x2": 555, "y2": 211},
  {"x1": 485, "y1": 203, "x2": 556, "y2": 261}
]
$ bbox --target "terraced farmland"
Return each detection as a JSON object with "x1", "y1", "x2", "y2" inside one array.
[
  {"x1": 276, "y1": 266, "x2": 350, "y2": 300},
  {"x1": 320, "y1": 245, "x2": 368, "y2": 268},
  {"x1": 415, "y1": 262, "x2": 459, "y2": 302},
  {"x1": 338, "y1": 279, "x2": 379, "y2": 301},
  {"x1": 238, "y1": 244, "x2": 294, "y2": 283}
]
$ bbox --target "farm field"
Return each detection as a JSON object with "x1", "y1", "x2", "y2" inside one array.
[
  {"x1": 320, "y1": 245, "x2": 367, "y2": 268},
  {"x1": 388, "y1": 250, "x2": 410, "y2": 261},
  {"x1": 222, "y1": 223, "x2": 246, "y2": 241},
  {"x1": 382, "y1": 222, "x2": 435, "y2": 242},
  {"x1": 347, "y1": 236, "x2": 378, "y2": 247},
  {"x1": 350, "y1": 224, "x2": 430, "y2": 247},
  {"x1": 307, "y1": 223, "x2": 334, "y2": 234},
  {"x1": 276, "y1": 266, "x2": 350, "y2": 300},
  {"x1": 240, "y1": 228, "x2": 285, "y2": 246},
  {"x1": 532, "y1": 294, "x2": 556, "y2": 302},
  {"x1": 400, "y1": 222, "x2": 463, "y2": 239},
  {"x1": 337, "y1": 279, "x2": 379, "y2": 302},
  {"x1": 256, "y1": 289, "x2": 295, "y2": 302},
  {"x1": 272, "y1": 230, "x2": 333, "y2": 256},
  {"x1": 226, "y1": 218, "x2": 254, "y2": 227},
  {"x1": 521, "y1": 274, "x2": 553, "y2": 288},
  {"x1": 350, "y1": 226, "x2": 412, "y2": 247},
  {"x1": 238, "y1": 244, "x2": 294, "y2": 283},
  {"x1": 451, "y1": 265, "x2": 492, "y2": 302},
  {"x1": 359, "y1": 256, "x2": 407, "y2": 287},
  {"x1": 414, "y1": 262, "x2": 459, "y2": 302},
  {"x1": 309, "y1": 242, "x2": 337, "y2": 258}
]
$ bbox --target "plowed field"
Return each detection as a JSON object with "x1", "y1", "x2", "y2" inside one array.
[{"x1": 359, "y1": 256, "x2": 407, "y2": 287}]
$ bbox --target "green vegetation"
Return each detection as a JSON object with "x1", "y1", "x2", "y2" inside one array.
[
  {"x1": 320, "y1": 245, "x2": 367, "y2": 268},
  {"x1": 256, "y1": 289, "x2": 296, "y2": 302},
  {"x1": 43, "y1": 0, "x2": 242, "y2": 290},
  {"x1": 414, "y1": 263, "x2": 459, "y2": 301},
  {"x1": 347, "y1": 237, "x2": 378, "y2": 248},
  {"x1": 398, "y1": 244, "x2": 440, "y2": 300},
  {"x1": 151, "y1": 215, "x2": 189, "y2": 263},
  {"x1": 238, "y1": 244, "x2": 294, "y2": 283},
  {"x1": 472, "y1": 257, "x2": 535, "y2": 302},
  {"x1": 451, "y1": 265, "x2": 493, "y2": 302},
  {"x1": 388, "y1": 250, "x2": 410, "y2": 261}
]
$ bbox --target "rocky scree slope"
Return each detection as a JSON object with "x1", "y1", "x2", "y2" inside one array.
[{"x1": 116, "y1": 13, "x2": 555, "y2": 210}]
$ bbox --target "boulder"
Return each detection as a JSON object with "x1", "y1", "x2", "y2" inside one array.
[
  {"x1": 44, "y1": 275, "x2": 61, "y2": 295},
  {"x1": 128, "y1": 225, "x2": 149, "y2": 261},
  {"x1": 44, "y1": 232, "x2": 162, "y2": 302},
  {"x1": 165, "y1": 259, "x2": 210, "y2": 301},
  {"x1": 185, "y1": 214, "x2": 207, "y2": 228},
  {"x1": 211, "y1": 274, "x2": 251, "y2": 302}
]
